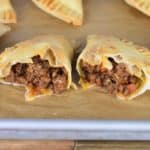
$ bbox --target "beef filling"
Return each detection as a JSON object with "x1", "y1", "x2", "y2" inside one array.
[
  {"x1": 5, "y1": 55, "x2": 68, "y2": 93},
  {"x1": 80, "y1": 58, "x2": 139, "y2": 96}
]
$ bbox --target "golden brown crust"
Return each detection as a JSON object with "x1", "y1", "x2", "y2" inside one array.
[
  {"x1": 32, "y1": 0, "x2": 83, "y2": 26},
  {"x1": 0, "y1": 35, "x2": 74, "y2": 101},
  {"x1": 125, "y1": 0, "x2": 150, "y2": 16},
  {"x1": 77, "y1": 35, "x2": 150, "y2": 100},
  {"x1": 0, "y1": 0, "x2": 17, "y2": 23}
]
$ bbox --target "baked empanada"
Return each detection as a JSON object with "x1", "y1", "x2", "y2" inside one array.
[
  {"x1": 125, "y1": 0, "x2": 150, "y2": 16},
  {"x1": 0, "y1": 23, "x2": 10, "y2": 37},
  {"x1": 0, "y1": 0, "x2": 17, "y2": 23},
  {"x1": 0, "y1": 35, "x2": 73, "y2": 101},
  {"x1": 77, "y1": 35, "x2": 150, "y2": 100},
  {"x1": 32, "y1": 0, "x2": 83, "y2": 26}
]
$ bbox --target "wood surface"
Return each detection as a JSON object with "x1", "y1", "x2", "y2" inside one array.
[
  {"x1": 0, "y1": 141, "x2": 74, "y2": 150},
  {"x1": 75, "y1": 141, "x2": 150, "y2": 150},
  {"x1": 1, "y1": 141, "x2": 150, "y2": 150}
]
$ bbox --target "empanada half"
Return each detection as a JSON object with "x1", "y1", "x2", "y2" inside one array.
[
  {"x1": 32, "y1": 0, "x2": 83, "y2": 26},
  {"x1": 125, "y1": 0, "x2": 150, "y2": 16},
  {"x1": 0, "y1": 0, "x2": 17, "y2": 23},
  {"x1": 77, "y1": 35, "x2": 150, "y2": 100},
  {"x1": 0, "y1": 35, "x2": 74, "y2": 101}
]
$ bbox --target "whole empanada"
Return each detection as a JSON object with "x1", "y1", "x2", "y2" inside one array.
[
  {"x1": 0, "y1": 0, "x2": 17, "y2": 23},
  {"x1": 0, "y1": 35, "x2": 74, "y2": 101},
  {"x1": 32, "y1": 0, "x2": 83, "y2": 26},
  {"x1": 77, "y1": 35, "x2": 150, "y2": 100},
  {"x1": 125, "y1": 0, "x2": 150, "y2": 16}
]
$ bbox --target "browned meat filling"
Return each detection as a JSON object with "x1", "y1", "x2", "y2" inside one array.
[
  {"x1": 5, "y1": 55, "x2": 68, "y2": 93},
  {"x1": 80, "y1": 58, "x2": 140, "y2": 96}
]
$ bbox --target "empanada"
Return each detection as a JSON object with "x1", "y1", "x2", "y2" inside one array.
[
  {"x1": 125, "y1": 0, "x2": 150, "y2": 16},
  {"x1": 0, "y1": 23, "x2": 10, "y2": 37},
  {"x1": 77, "y1": 35, "x2": 150, "y2": 100},
  {"x1": 0, "y1": 0, "x2": 17, "y2": 23},
  {"x1": 0, "y1": 35, "x2": 73, "y2": 101},
  {"x1": 32, "y1": 0, "x2": 83, "y2": 26}
]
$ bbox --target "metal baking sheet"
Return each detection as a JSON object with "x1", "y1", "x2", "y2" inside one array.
[
  {"x1": 0, "y1": 0, "x2": 150, "y2": 140},
  {"x1": 1, "y1": 119, "x2": 150, "y2": 140}
]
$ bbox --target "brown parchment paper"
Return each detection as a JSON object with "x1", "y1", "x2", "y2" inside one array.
[{"x1": 0, "y1": 0, "x2": 150, "y2": 119}]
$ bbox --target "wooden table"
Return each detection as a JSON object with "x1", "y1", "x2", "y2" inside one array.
[{"x1": 1, "y1": 141, "x2": 150, "y2": 150}]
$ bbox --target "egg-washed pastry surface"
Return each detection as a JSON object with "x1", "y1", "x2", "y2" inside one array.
[
  {"x1": 77, "y1": 35, "x2": 150, "y2": 100},
  {"x1": 125, "y1": 0, "x2": 150, "y2": 16},
  {"x1": 0, "y1": 35, "x2": 73, "y2": 101},
  {"x1": 0, "y1": 0, "x2": 17, "y2": 23},
  {"x1": 0, "y1": 23, "x2": 10, "y2": 37},
  {"x1": 32, "y1": 0, "x2": 83, "y2": 26}
]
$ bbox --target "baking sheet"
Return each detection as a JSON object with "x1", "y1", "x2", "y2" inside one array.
[
  {"x1": 0, "y1": 0, "x2": 150, "y2": 121},
  {"x1": 1, "y1": 119, "x2": 150, "y2": 140}
]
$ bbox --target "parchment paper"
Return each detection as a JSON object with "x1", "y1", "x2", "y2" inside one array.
[{"x1": 0, "y1": 0, "x2": 150, "y2": 119}]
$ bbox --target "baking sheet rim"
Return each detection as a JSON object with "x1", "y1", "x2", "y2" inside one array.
[{"x1": 0, "y1": 119, "x2": 150, "y2": 140}]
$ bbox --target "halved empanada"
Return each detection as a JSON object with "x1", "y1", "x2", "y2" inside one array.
[
  {"x1": 77, "y1": 35, "x2": 150, "y2": 100},
  {"x1": 0, "y1": 23, "x2": 10, "y2": 37},
  {"x1": 125, "y1": 0, "x2": 150, "y2": 16},
  {"x1": 32, "y1": 0, "x2": 83, "y2": 26},
  {"x1": 0, "y1": 35, "x2": 74, "y2": 101},
  {"x1": 0, "y1": 0, "x2": 17, "y2": 23}
]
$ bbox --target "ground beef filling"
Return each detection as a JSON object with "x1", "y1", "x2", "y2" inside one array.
[
  {"x1": 5, "y1": 55, "x2": 68, "y2": 93},
  {"x1": 80, "y1": 58, "x2": 139, "y2": 96}
]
